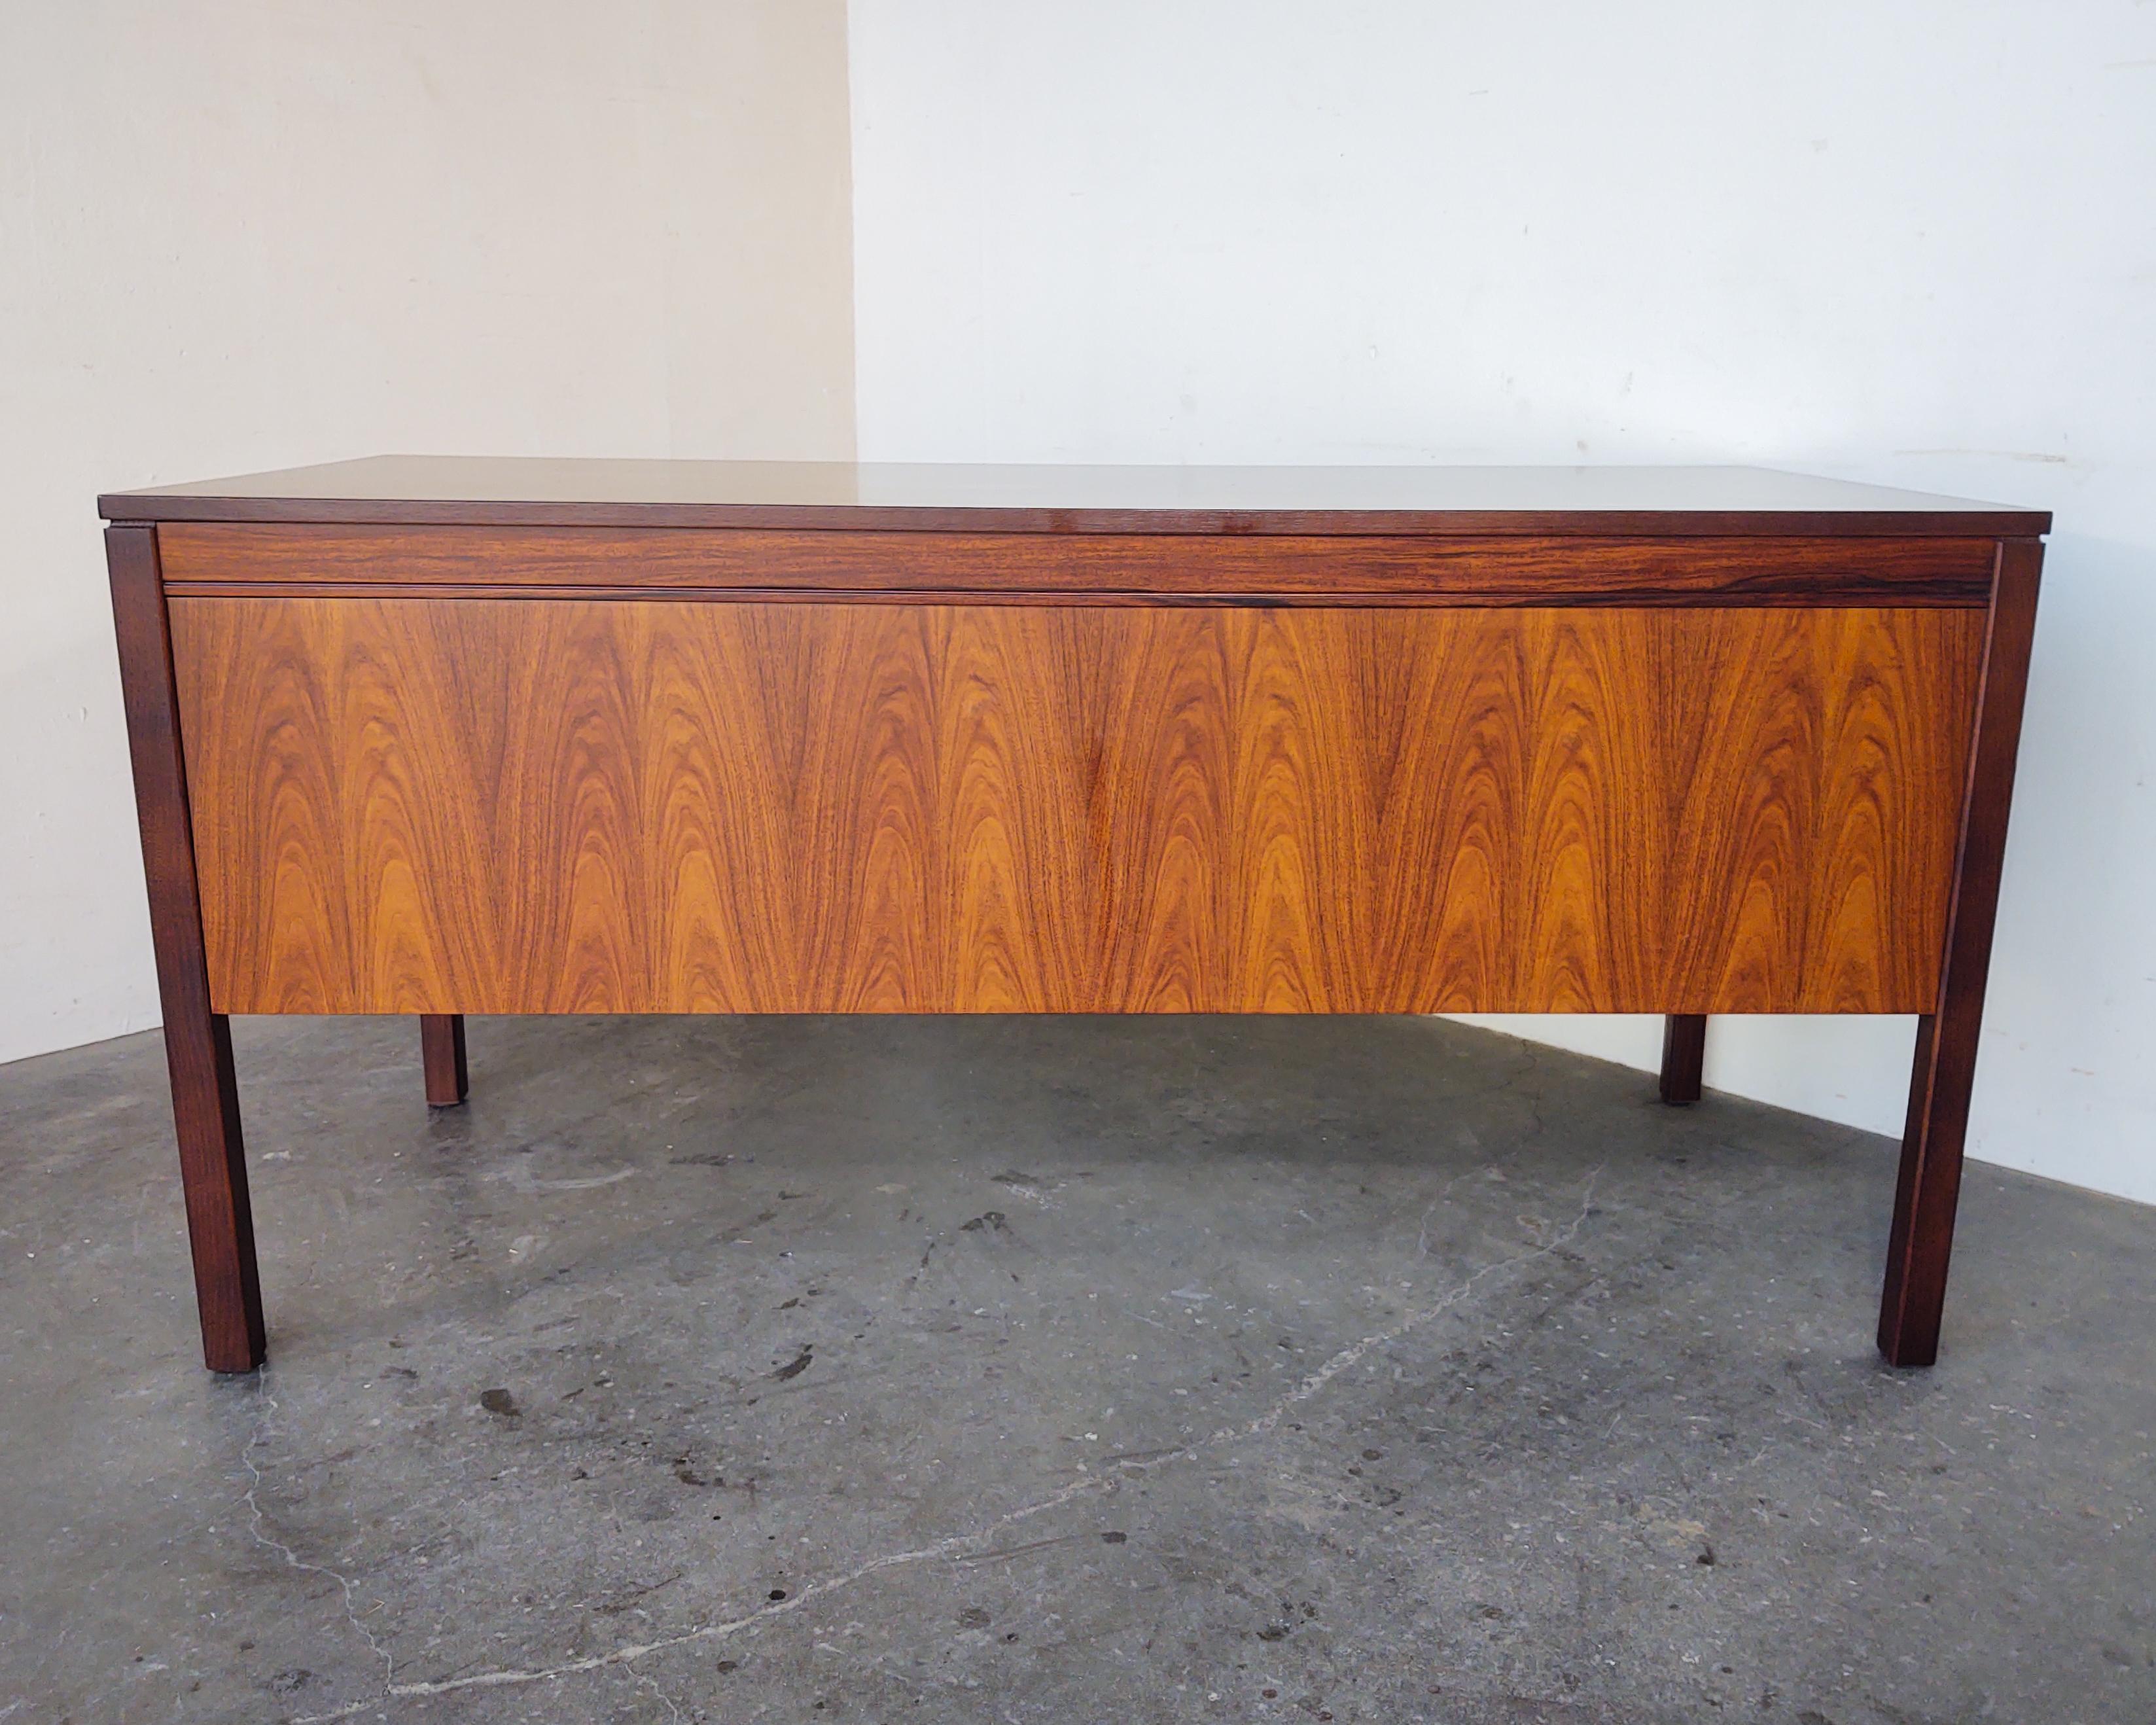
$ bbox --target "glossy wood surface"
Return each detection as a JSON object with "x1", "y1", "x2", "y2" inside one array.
[
  {"x1": 157, "y1": 523, "x2": 1998, "y2": 607},
  {"x1": 169, "y1": 597, "x2": 1983, "y2": 1019},
  {"x1": 107, "y1": 526, "x2": 265, "y2": 1372},
  {"x1": 103, "y1": 456, "x2": 2051, "y2": 538}
]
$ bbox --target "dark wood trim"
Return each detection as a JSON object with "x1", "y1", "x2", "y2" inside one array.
[
  {"x1": 420, "y1": 1014, "x2": 468, "y2": 1107},
  {"x1": 156, "y1": 583, "x2": 1998, "y2": 611},
  {"x1": 1878, "y1": 538, "x2": 2045, "y2": 1368},
  {"x1": 155, "y1": 582, "x2": 1996, "y2": 610},
  {"x1": 1659, "y1": 1014, "x2": 1707, "y2": 1105},
  {"x1": 106, "y1": 525, "x2": 266, "y2": 1374},
  {"x1": 155, "y1": 524, "x2": 1998, "y2": 607}
]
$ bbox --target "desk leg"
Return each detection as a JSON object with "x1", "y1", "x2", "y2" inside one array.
[
  {"x1": 1879, "y1": 540, "x2": 2043, "y2": 1368},
  {"x1": 108, "y1": 525, "x2": 267, "y2": 1374},
  {"x1": 1659, "y1": 1015, "x2": 1706, "y2": 1104},
  {"x1": 421, "y1": 1014, "x2": 468, "y2": 1107}
]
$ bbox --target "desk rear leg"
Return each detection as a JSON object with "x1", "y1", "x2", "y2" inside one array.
[
  {"x1": 1659, "y1": 1015, "x2": 1706, "y2": 1104},
  {"x1": 421, "y1": 1014, "x2": 468, "y2": 1107}
]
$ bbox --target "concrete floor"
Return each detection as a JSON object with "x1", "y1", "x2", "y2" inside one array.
[{"x1": 1, "y1": 1015, "x2": 2150, "y2": 1724}]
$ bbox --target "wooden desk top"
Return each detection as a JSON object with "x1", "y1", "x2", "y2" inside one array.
[{"x1": 103, "y1": 456, "x2": 2049, "y2": 539}]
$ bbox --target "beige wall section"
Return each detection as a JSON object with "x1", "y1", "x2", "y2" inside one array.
[{"x1": 0, "y1": 1, "x2": 856, "y2": 1064}]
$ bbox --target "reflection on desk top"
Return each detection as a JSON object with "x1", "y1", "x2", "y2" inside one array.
[{"x1": 102, "y1": 457, "x2": 2049, "y2": 538}]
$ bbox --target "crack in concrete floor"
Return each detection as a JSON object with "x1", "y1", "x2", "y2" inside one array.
[
  {"x1": 241, "y1": 1391, "x2": 396, "y2": 1692},
  {"x1": 283, "y1": 1167, "x2": 1603, "y2": 1718}
]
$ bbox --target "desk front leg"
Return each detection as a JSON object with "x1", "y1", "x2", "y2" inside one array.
[
  {"x1": 107, "y1": 525, "x2": 266, "y2": 1373},
  {"x1": 1879, "y1": 541, "x2": 2043, "y2": 1368}
]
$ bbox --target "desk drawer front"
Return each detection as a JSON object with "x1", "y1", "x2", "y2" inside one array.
[
  {"x1": 169, "y1": 597, "x2": 1981, "y2": 1015},
  {"x1": 157, "y1": 523, "x2": 1999, "y2": 606}
]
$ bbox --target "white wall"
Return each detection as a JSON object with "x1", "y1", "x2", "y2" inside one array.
[
  {"x1": 8, "y1": 3, "x2": 2150, "y2": 1206},
  {"x1": 849, "y1": 1, "x2": 2156, "y2": 1199},
  {"x1": 0, "y1": 1, "x2": 856, "y2": 1065}
]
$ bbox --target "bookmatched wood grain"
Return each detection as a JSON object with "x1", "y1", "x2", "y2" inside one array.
[
  {"x1": 168, "y1": 597, "x2": 1984, "y2": 1019},
  {"x1": 156, "y1": 523, "x2": 1998, "y2": 607},
  {"x1": 106, "y1": 526, "x2": 266, "y2": 1373},
  {"x1": 1879, "y1": 539, "x2": 2045, "y2": 1368}
]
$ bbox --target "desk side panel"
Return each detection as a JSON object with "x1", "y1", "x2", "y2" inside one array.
[{"x1": 168, "y1": 598, "x2": 1981, "y2": 1016}]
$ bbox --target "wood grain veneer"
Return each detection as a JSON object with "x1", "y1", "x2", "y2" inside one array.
[{"x1": 169, "y1": 597, "x2": 1983, "y2": 1020}]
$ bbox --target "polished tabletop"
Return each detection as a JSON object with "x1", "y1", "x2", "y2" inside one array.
[{"x1": 102, "y1": 457, "x2": 2047, "y2": 537}]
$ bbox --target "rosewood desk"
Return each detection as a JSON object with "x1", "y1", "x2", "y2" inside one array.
[{"x1": 97, "y1": 459, "x2": 2048, "y2": 1374}]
